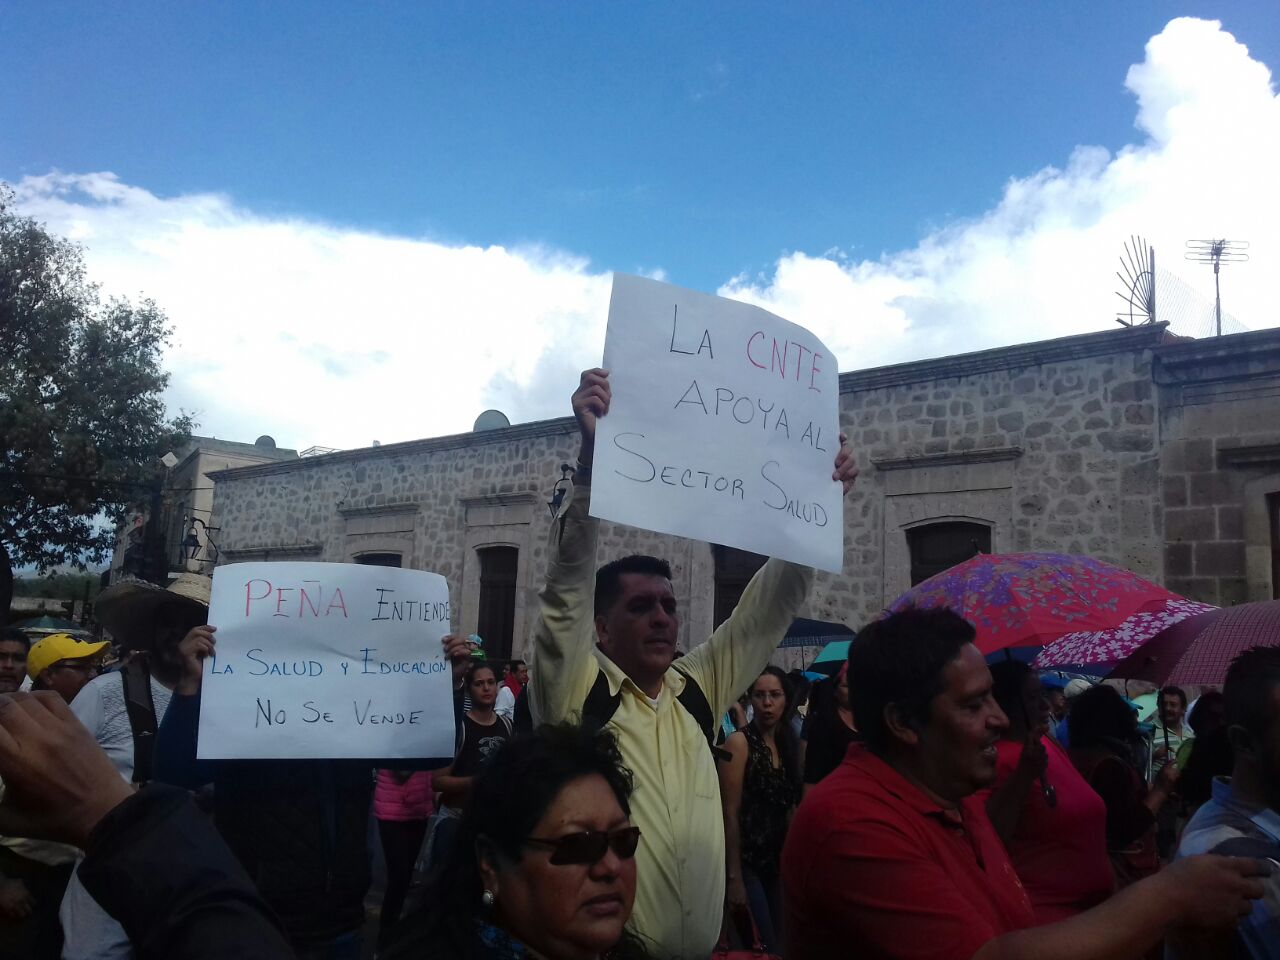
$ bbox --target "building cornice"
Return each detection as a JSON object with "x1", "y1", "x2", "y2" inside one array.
[
  {"x1": 839, "y1": 324, "x2": 1170, "y2": 393},
  {"x1": 209, "y1": 418, "x2": 578, "y2": 482},
  {"x1": 871, "y1": 447, "x2": 1024, "y2": 472}
]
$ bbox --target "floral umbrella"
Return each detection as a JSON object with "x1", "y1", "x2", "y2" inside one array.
[
  {"x1": 888, "y1": 552, "x2": 1214, "y2": 658},
  {"x1": 1073, "y1": 601, "x2": 1280, "y2": 686}
]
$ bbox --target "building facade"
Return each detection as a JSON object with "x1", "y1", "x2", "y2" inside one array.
[
  {"x1": 207, "y1": 324, "x2": 1280, "y2": 663},
  {"x1": 109, "y1": 435, "x2": 298, "y2": 584}
]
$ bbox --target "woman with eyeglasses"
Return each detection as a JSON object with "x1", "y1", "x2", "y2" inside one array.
[
  {"x1": 716, "y1": 666, "x2": 802, "y2": 953},
  {"x1": 385, "y1": 722, "x2": 650, "y2": 960}
]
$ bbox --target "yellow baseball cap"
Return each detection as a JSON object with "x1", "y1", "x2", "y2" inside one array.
[{"x1": 27, "y1": 634, "x2": 109, "y2": 681}]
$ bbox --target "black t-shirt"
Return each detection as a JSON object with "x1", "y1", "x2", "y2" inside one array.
[
  {"x1": 802, "y1": 707, "x2": 858, "y2": 784},
  {"x1": 453, "y1": 714, "x2": 513, "y2": 777}
]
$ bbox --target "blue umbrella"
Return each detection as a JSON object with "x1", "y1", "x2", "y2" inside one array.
[{"x1": 808, "y1": 640, "x2": 851, "y2": 676}]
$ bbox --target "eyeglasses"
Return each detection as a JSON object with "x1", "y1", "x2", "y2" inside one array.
[
  {"x1": 0, "y1": 653, "x2": 26, "y2": 664},
  {"x1": 751, "y1": 690, "x2": 785, "y2": 702},
  {"x1": 524, "y1": 826, "x2": 642, "y2": 865}
]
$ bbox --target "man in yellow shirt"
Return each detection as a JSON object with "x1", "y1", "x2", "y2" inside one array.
[{"x1": 530, "y1": 368, "x2": 858, "y2": 958}]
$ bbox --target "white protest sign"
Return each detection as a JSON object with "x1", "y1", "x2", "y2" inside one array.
[
  {"x1": 198, "y1": 562, "x2": 455, "y2": 760},
  {"x1": 592, "y1": 274, "x2": 843, "y2": 573}
]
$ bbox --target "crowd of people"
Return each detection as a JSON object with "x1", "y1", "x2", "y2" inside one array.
[{"x1": 0, "y1": 368, "x2": 1276, "y2": 959}]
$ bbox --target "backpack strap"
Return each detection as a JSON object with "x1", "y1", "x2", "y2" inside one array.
[
  {"x1": 674, "y1": 667, "x2": 732, "y2": 763},
  {"x1": 580, "y1": 669, "x2": 622, "y2": 732},
  {"x1": 580, "y1": 665, "x2": 730, "y2": 762},
  {"x1": 120, "y1": 658, "x2": 158, "y2": 784}
]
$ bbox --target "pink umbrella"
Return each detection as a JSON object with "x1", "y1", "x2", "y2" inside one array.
[
  {"x1": 1097, "y1": 601, "x2": 1280, "y2": 686},
  {"x1": 1032, "y1": 596, "x2": 1217, "y2": 670}
]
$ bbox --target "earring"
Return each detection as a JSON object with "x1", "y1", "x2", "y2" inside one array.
[{"x1": 482, "y1": 889, "x2": 495, "y2": 908}]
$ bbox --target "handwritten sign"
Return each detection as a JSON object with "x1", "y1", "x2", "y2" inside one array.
[
  {"x1": 197, "y1": 562, "x2": 455, "y2": 760},
  {"x1": 592, "y1": 274, "x2": 843, "y2": 573}
]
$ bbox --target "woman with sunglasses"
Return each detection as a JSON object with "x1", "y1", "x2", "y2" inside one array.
[
  {"x1": 717, "y1": 666, "x2": 802, "y2": 953},
  {"x1": 385, "y1": 723, "x2": 651, "y2": 960}
]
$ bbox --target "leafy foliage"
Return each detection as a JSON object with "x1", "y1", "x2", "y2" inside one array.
[
  {"x1": 13, "y1": 571, "x2": 104, "y2": 600},
  {"x1": 0, "y1": 184, "x2": 193, "y2": 616}
]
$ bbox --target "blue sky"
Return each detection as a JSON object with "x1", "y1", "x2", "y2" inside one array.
[
  {"x1": 5, "y1": 1, "x2": 1275, "y2": 291},
  {"x1": 3, "y1": 4, "x2": 1279, "y2": 450}
]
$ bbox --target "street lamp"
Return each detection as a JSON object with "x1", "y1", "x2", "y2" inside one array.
[
  {"x1": 547, "y1": 463, "x2": 575, "y2": 516},
  {"x1": 178, "y1": 516, "x2": 220, "y2": 567}
]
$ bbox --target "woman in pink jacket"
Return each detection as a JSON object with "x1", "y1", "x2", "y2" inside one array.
[{"x1": 374, "y1": 768, "x2": 433, "y2": 947}]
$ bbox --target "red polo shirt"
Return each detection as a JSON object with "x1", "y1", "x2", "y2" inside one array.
[{"x1": 782, "y1": 744, "x2": 1035, "y2": 960}]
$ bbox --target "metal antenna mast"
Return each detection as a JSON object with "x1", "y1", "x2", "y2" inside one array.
[
  {"x1": 1185, "y1": 239, "x2": 1249, "y2": 337},
  {"x1": 1115, "y1": 236, "x2": 1156, "y2": 326}
]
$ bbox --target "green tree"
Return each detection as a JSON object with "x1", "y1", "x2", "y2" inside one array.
[
  {"x1": 0, "y1": 185, "x2": 193, "y2": 622},
  {"x1": 13, "y1": 572, "x2": 103, "y2": 601}
]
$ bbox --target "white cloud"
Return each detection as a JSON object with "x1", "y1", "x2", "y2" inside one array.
[
  {"x1": 722, "y1": 17, "x2": 1279, "y2": 370},
  {"x1": 13, "y1": 171, "x2": 614, "y2": 449},
  {"x1": 10, "y1": 17, "x2": 1279, "y2": 451}
]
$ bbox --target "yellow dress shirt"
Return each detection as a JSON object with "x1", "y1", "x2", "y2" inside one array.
[{"x1": 530, "y1": 479, "x2": 813, "y2": 959}]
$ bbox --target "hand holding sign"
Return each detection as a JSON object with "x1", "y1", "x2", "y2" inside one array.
[
  {"x1": 572, "y1": 368, "x2": 612, "y2": 463},
  {"x1": 589, "y1": 275, "x2": 853, "y2": 572},
  {"x1": 176, "y1": 625, "x2": 216, "y2": 695}
]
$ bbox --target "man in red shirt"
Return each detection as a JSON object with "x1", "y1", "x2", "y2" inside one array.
[{"x1": 782, "y1": 607, "x2": 1269, "y2": 960}]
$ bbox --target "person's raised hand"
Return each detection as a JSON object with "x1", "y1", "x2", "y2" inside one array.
[
  {"x1": 0, "y1": 693, "x2": 133, "y2": 849},
  {"x1": 833, "y1": 432, "x2": 859, "y2": 495},
  {"x1": 572, "y1": 369, "x2": 610, "y2": 464},
  {"x1": 1161, "y1": 855, "x2": 1268, "y2": 928},
  {"x1": 0, "y1": 878, "x2": 33, "y2": 920},
  {"x1": 1017, "y1": 731, "x2": 1048, "y2": 781},
  {"x1": 175, "y1": 625, "x2": 216, "y2": 696},
  {"x1": 442, "y1": 634, "x2": 471, "y2": 688}
]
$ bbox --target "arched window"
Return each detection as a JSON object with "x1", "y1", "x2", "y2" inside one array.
[
  {"x1": 713, "y1": 545, "x2": 768, "y2": 628},
  {"x1": 477, "y1": 546, "x2": 518, "y2": 660},
  {"x1": 907, "y1": 522, "x2": 990, "y2": 585},
  {"x1": 354, "y1": 552, "x2": 402, "y2": 568}
]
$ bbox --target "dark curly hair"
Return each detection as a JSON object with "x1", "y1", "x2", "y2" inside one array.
[{"x1": 384, "y1": 723, "x2": 651, "y2": 960}]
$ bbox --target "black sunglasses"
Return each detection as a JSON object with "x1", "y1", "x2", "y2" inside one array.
[{"x1": 524, "y1": 826, "x2": 642, "y2": 865}]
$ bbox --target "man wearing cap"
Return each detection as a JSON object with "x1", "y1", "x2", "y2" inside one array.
[
  {"x1": 58, "y1": 573, "x2": 210, "y2": 960},
  {"x1": 26, "y1": 634, "x2": 107, "y2": 704},
  {"x1": 0, "y1": 637, "x2": 101, "y2": 956}
]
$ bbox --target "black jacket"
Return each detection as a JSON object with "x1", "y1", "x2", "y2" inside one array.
[
  {"x1": 154, "y1": 692, "x2": 374, "y2": 945},
  {"x1": 79, "y1": 785, "x2": 292, "y2": 960}
]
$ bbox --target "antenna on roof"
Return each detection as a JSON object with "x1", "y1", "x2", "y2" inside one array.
[
  {"x1": 1114, "y1": 236, "x2": 1156, "y2": 327},
  {"x1": 1185, "y1": 239, "x2": 1249, "y2": 337}
]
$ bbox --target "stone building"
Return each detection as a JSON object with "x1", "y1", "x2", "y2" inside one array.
[
  {"x1": 109, "y1": 435, "x2": 298, "y2": 584},
  {"x1": 206, "y1": 324, "x2": 1280, "y2": 663}
]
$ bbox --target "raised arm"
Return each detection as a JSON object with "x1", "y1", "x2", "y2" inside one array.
[
  {"x1": 679, "y1": 434, "x2": 858, "y2": 716},
  {"x1": 153, "y1": 626, "x2": 218, "y2": 789},
  {"x1": 529, "y1": 369, "x2": 613, "y2": 725}
]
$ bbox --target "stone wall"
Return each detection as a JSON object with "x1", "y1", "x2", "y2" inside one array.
[
  {"x1": 1157, "y1": 330, "x2": 1280, "y2": 605},
  {"x1": 209, "y1": 324, "x2": 1280, "y2": 668},
  {"x1": 209, "y1": 420, "x2": 721, "y2": 658},
  {"x1": 818, "y1": 324, "x2": 1167, "y2": 627}
]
